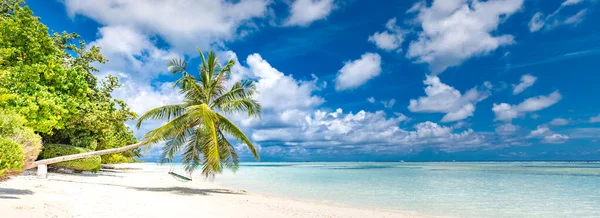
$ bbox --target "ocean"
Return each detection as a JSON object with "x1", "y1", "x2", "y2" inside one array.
[{"x1": 206, "y1": 162, "x2": 600, "y2": 218}]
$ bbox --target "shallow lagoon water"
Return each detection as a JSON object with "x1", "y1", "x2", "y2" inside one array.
[{"x1": 207, "y1": 162, "x2": 600, "y2": 218}]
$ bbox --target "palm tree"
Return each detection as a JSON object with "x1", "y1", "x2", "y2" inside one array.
[
  {"x1": 28, "y1": 49, "x2": 260, "y2": 178},
  {"x1": 136, "y1": 49, "x2": 261, "y2": 177}
]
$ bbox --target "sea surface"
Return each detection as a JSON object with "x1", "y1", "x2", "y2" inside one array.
[{"x1": 176, "y1": 162, "x2": 600, "y2": 218}]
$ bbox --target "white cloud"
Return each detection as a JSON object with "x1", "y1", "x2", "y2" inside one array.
[
  {"x1": 251, "y1": 109, "x2": 485, "y2": 152},
  {"x1": 528, "y1": 0, "x2": 592, "y2": 32},
  {"x1": 90, "y1": 26, "x2": 183, "y2": 115},
  {"x1": 91, "y1": 26, "x2": 179, "y2": 79},
  {"x1": 527, "y1": 126, "x2": 569, "y2": 144},
  {"x1": 285, "y1": 0, "x2": 336, "y2": 27},
  {"x1": 246, "y1": 53, "x2": 325, "y2": 111},
  {"x1": 493, "y1": 91, "x2": 562, "y2": 122},
  {"x1": 408, "y1": 76, "x2": 491, "y2": 122},
  {"x1": 405, "y1": 0, "x2": 523, "y2": 74},
  {"x1": 544, "y1": 134, "x2": 569, "y2": 144},
  {"x1": 495, "y1": 123, "x2": 520, "y2": 135},
  {"x1": 513, "y1": 74, "x2": 537, "y2": 95},
  {"x1": 562, "y1": 0, "x2": 585, "y2": 6},
  {"x1": 217, "y1": 51, "x2": 326, "y2": 131},
  {"x1": 527, "y1": 126, "x2": 550, "y2": 138},
  {"x1": 528, "y1": 12, "x2": 545, "y2": 32},
  {"x1": 335, "y1": 53, "x2": 382, "y2": 91},
  {"x1": 63, "y1": 0, "x2": 270, "y2": 53},
  {"x1": 381, "y1": 98, "x2": 396, "y2": 108},
  {"x1": 590, "y1": 114, "x2": 600, "y2": 123},
  {"x1": 88, "y1": 26, "x2": 185, "y2": 139},
  {"x1": 549, "y1": 118, "x2": 570, "y2": 126},
  {"x1": 367, "y1": 97, "x2": 376, "y2": 103},
  {"x1": 563, "y1": 9, "x2": 588, "y2": 25},
  {"x1": 369, "y1": 18, "x2": 405, "y2": 52},
  {"x1": 113, "y1": 81, "x2": 183, "y2": 116}
]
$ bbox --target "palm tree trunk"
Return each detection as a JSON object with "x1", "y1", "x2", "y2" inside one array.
[{"x1": 25, "y1": 142, "x2": 146, "y2": 171}]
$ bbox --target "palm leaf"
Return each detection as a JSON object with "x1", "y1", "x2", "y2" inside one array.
[
  {"x1": 216, "y1": 114, "x2": 259, "y2": 159},
  {"x1": 135, "y1": 104, "x2": 186, "y2": 129}
]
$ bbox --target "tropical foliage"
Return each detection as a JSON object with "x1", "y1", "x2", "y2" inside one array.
[
  {"x1": 0, "y1": 109, "x2": 42, "y2": 169},
  {"x1": 137, "y1": 50, "x2": 261, "y2": 177},
  {"x1": 0, "y1": 0, "x2": 140, "y2": 170},
  {"x1": 0, "y1": 137, "x2": 24, "y2": 178}
]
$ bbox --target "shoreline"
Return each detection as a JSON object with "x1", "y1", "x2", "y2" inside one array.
[{"x1": 0, "y1": 164, "x2": 442, "y2": 218}]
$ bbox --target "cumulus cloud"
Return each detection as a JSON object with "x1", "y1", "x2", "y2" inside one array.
[
  {"x1": 527, "y1": 126, "x2": 569, "y2": 144},
  {"x1": 335, "y1": 53, "x2": 382, "y2": 91},
  {"x1": 88, "y1": 26, "x2": 184, "y2": 139},
  {"x1": 493, "y1": 91, "x2": 562, "y2": 122},
  {"x1": 90, "y1": 26, "x2": 183, "y2": 114},
  {"x1": 285, "y1": 0, "x2": 337, "y2": 27},
  {"x1": 528, "y1": 0, "x2": 592, "y2": 32},
  {"x1": 513, "y1": 74, "x2": 537, "y2": 95},
  {"x1": 91, "y1": 26, "x2": 179, "y2": 79},
  {"x1": 251, "y1": 108, "x2": 485, "y2": 152},
  {"x1": 212, "y1": 51, "x2": 329, "y2": 133},
  {"x1": 369, "y1": 18, "x2": 405, "y2": 52},
  {"x1": 63, "y1": 0, "x2": 270, "y2": 53},
  {"x1": 405, "y1": 0, "x2": 523, "y2": 74},
  {"x1": 589, "y1": 114, "x2": 600, "y2": 123},
  {"x1": 408, "y1": 76, "x2": 491, "y2": 122},
  {"x1": 246, "y1": 53, "x2": 325, "y2": 111}
]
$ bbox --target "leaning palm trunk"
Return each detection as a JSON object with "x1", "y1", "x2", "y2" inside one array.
[{"x1": 24, "y1": 142, "x2": 145, "y2": 170}]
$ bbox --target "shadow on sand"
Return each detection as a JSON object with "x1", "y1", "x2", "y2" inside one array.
[
  {"x1": 50, "y1": 178, "x2": 243, "y2": 196},
  {"x1": 0, "y1": 188, "x2": 34, "y2": 199}
]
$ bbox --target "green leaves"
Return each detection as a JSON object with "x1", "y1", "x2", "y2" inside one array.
[
  {"x1": 137, "y1": 49, "x2": 261, "y2": 178},
  {"x1": 1, "y1": 2, "x2": 139, "y2": 165},
  {"x1": 167, "y1": 58, "x2": 188, "y2": 74}
]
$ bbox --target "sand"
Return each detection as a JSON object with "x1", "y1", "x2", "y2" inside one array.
[{"x1": 0, "y1": 165, "x2": 437, "y2": 218}]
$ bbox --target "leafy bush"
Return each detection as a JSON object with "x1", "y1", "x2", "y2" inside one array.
[
  {"x1": 70, "y1": 136, "x2": 98, "y2": 150},
  {"x1": 11, "y1": 130, "x2": 42, "y2": 168},
  {"x1": 101, "y1": 154, "x2": 140, "y2": 164},
  {"x1": 0, "y1": 137, "x2": 24, "y2": 177},
  {"x1": 39, "y1": 144, "x2": 101, "y2": 172},
  {"x1": 0, "y1": 109, "x2": 42, "y2": 168}
]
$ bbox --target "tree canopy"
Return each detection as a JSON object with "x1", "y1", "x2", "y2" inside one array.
[{"x1": 0, "y1": 0, "x2": 140, "y2": 168}]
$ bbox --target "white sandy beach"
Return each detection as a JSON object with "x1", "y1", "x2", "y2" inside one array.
[{"x1": 0, "y1": 165, "x2": 436, "y2": 218}]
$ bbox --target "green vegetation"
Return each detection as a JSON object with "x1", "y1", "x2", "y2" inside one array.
[
  {"x1": 0, "y1": 0, "x2": 140, "y2": 174},
  {"x1": 0, "y1": 109, "x2": 42, "y2": 168},
  {"x1": 39, "y1": 144, "x2": 101, "y2": 172},
  {"x1": 137, "y1": 50, "x2": 261, "y2": 178},
  {"x1": 0, "y1": 137, "x2": 24, "y2": 177},
  {"x1": 1, "y1": 1, "x2": 261, "y2": 178}
]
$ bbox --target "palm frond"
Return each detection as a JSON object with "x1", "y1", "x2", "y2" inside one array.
[
  {"x1": 141, "y1": 113, "x2": 195, "y2": 145},
  {"x1": 167, "y1": 58, "x2": 188, "y2": 74},
  {"x1": 160, "y1": 128, "x2": 195, "y2": 164},
  {"x1": 187, "y1": 104, "x2": 221, "y2": 176},
  {"x1": 212, "y1": 80, "x2": 260, "y2": 117},
  {"x1": 217, "y1": 129, "x2": 240, "y2": 172},
  {"x1": 216, "y1": 113, "x2": 259, "y2": 159},
  {"x1": 181, "y1": 127, "x2": 205, "y2": 173},
  {"x1": 136, "y1": 104, "x2": 186, "y2": 129}
]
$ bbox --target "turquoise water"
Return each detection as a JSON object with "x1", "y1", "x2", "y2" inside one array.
[{"x1": 204, "y1": 162, "x2": 600, "y2": 218}]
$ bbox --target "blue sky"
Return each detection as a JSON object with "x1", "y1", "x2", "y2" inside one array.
[{"x1": 28, "y1": 0, "x2": 600, "y2": 161}]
